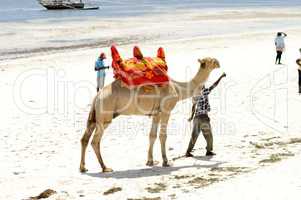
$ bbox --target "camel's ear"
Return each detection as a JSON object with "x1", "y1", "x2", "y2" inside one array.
[{"x1": 198, "y1": 59, "x2": 206, "y2": 69}]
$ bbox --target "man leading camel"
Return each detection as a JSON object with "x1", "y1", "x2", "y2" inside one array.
[{"x1": 186, "y1": 72, "x2": 226, "y2": 157}]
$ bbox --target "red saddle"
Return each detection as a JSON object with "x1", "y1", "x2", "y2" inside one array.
[{"x1": 111, "y1": 45, "x2": 170, "y2": 87}]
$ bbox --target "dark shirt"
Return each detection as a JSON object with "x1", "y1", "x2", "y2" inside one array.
[{"x1": 193, "y1": 87, "x2": 211, "y2": 116}]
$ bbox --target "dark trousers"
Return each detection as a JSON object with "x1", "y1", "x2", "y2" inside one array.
[
  {"x1": 298, "y1": 69, "x2": 301, "y2": 94},
  {"x1": 186, "y1": 114, "x2": 213, "y2": 154},
  {"x1": 275, "y1": 51, "x2": 282, "y2": 64}
]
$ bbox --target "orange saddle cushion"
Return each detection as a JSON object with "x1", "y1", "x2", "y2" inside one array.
[{"x1": 111, "y1": 45, "x2": 169, "y2": 87}]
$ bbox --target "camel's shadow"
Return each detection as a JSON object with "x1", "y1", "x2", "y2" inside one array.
[{"x1": 85, "y1": 159, "x2": 224, "y2": 179}]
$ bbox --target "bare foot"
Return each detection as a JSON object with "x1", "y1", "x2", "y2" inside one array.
[
  {"x1": 185, "y1": 152, "x2": 194, "y2": 157},
  {"x1": 102, "y1": 167, "x2": 113, "y2": 173},
  {"x1": 206, "y1": 151, "x2": 216, "y2": 156}
]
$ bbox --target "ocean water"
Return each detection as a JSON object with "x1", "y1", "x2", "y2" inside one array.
[
  {"x1": 1, "y1": 0, "x2": 301, "y2": 22},
  {"x1": 1, "y1": 0, "x2": 301, "y2": 61}
]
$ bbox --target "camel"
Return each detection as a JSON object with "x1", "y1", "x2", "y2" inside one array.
[{"x1": 79, "y1": 56, "x2": 220, "y2": 173}]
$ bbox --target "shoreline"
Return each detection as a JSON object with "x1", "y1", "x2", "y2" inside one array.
[
  {"x1": 1, "y1": 25, "x2": 301, "y2": 64},
  {"x1": 0, "y1": 34, "x2": 157, "y2": 62},
  {"x1": 1, "y1": 6, "x2": 301, "y2": 62}
]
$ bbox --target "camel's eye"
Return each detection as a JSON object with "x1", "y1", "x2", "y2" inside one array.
[
  {"x1": 198, "y1": 58, "x2": 207, "y2": 69},
  {"x1": 201, "y1": 62, "x2": 206, "y2": 69}
]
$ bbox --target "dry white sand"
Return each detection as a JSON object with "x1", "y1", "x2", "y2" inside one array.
[{"x1": 1, "y1": 8, "x2": 301, "y2": 200}]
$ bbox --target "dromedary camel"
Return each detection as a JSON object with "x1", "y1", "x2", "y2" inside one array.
[{"x1": 80, "y1": 57, "x2": 220, "y2": 173}]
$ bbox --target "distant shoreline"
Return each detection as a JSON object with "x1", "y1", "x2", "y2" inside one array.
[
  {"x1": 1, "y1": 6, "x2": 301, "y2": 62},
  {"x1": 0, "y1": 34, "x2": 157, "y2": 61}
]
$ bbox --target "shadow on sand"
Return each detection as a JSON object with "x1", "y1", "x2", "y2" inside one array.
[{"x1": 85, "y1": 160, "x2": 224, "y2": 179}]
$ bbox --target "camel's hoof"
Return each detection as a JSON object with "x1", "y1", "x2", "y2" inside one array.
[
  {"x1": 146, "y1": 160, "x2": 154, "y2": 166},
  {"x1": 102, "y1": 168, "x2": 113, "y2": 173},
  {"x1": 79, "y1": 167, "x2": 88, "y2": 173},
  {"x1": 162, "y1": 161, "x2": 171, "y2": 167}
]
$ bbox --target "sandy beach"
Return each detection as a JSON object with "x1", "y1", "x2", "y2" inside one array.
[{"x1": 1, "y1": 4, "x2": 301, "y2": 200}]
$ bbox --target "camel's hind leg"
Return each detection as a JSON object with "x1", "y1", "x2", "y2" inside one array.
[
  {"x1": 159, "y1": 113, "x2": 171, "y2": 167},
  {"x1": 91, "y1": 121, "x2": 112, "y2": 173},
  {"x1": 80, "y1": 122, "x2": 96, "y2": 172},
  {"x1": 146, "y1": 114, "x2": 160, "y2": 166}
]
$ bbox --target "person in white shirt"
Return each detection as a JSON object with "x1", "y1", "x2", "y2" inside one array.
[{"x1": 274, "y1": 32, "x2": 287, "y2": 64}]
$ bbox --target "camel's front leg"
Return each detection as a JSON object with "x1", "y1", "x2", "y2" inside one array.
[
  {"x1": 159, "y1": 113, "x2": 171, "y2": 167},
  {"x1": 91, "y1": 122, "x2": 113, "y2": 173},
  {"x1": 146, "y1": 114, "x2": 160, "y2": 166}
]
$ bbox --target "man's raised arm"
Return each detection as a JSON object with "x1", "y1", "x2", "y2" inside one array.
[{"x1": 209, "y1": 73, "x2": 226, "y2": 91}]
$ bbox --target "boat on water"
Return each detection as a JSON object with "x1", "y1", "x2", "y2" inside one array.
[{"x1": 38, "y1": 0, "x2": 99, "y2": 10}]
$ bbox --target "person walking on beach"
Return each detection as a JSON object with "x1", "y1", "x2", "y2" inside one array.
[
  {"x1": 296, "y1": 48, "x2": 301, "y2": 94},
  {"x1": 274, "y1": 32, "x2": 287, "y2": 65},
  {"x1": 95, "y1": 52, "x2": 109, "y2": 92},
  {"x1": 186, "y1": 72, "x2": 226, "y2": 157}
]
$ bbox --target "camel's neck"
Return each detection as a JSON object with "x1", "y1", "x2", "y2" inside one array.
[{"x1": 172, "y1": 67, "x2": 210, "y2": 101}]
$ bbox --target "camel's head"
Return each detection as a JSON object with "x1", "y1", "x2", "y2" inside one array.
[{"x1": 197, "y1": 57, "x2": 220, "y2": 72}]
